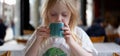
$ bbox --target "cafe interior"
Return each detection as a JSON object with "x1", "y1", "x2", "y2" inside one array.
[{"x1": 0, "y1": 0, "x2": 120, "y2": 56}]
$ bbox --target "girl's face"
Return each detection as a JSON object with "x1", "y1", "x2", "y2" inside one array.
[{"x1": 47, "y1": 2, "x2": 71, "y2": 24}]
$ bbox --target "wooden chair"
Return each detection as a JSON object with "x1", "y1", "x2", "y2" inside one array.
[
  {"x1": 0, "y1": 51, "x2": 11, "y2": 56},
  {"x1": 23, "y1": 30, "x2": 34, "y2": 35},
  {"x1": 107, "y1": 33, "x2": 119, "y2": 42},
  {"x1": 90, "y1": 36, "x2": 105, "y2": 43},
  {"x1": 113, "y1": 52, "x2": 120, "y2": 56},
  {"x1": 16, "y1": 39, "x2": 27, "y2": 44}
]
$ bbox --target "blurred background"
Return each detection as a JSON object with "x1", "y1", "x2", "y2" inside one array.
[
  {"x1": 0, "y1": 0, "x2": 120, "y2": 56},
  {"x1": 0, "y1": 0, "x2": 120, "y2": 44},
  {"x1": 0, "y1": 0, "x2": 119, "y2": 42}
]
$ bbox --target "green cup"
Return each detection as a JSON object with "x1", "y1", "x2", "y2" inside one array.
[{"x1": 49, "y1": 22, "x2": 64, "y2": 37}]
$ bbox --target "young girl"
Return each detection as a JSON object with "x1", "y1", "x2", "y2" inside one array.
[{"x1": 25, "y1": 0, "x2": 97, "y2": 56}]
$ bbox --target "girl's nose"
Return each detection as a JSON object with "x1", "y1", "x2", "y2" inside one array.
[{"x1": 57, "y1": 15, "x2": 62, "y2": 22}]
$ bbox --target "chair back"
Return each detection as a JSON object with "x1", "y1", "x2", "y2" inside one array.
[
  {"x1": 90, "y1": 36, "x2": 105, "y2": 43},
  {"x1": 107, "y1": 34, "x2": 119, "y2": 42},
  {"x1": 0, "y1": 51, "x2": 11, "y2": 56},
  {"x1": 113, "y1": 52, "x2": 120, "y2": 56}
]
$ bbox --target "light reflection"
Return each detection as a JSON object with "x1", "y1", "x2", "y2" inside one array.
[
  {"x1": 5, "y1": 0, "x2": 16, "y2": 5},
  {"x1": 0, "y1": 0, "x2": 3, "y2": 3},
  {"x1": 86, "y1": 0, "x2": 93, "y2": 27},
  {"x1": 4, "y1": 27, "x2": 14, "y2": 41}
]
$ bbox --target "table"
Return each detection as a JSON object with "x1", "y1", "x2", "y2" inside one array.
[
  {"x1": 93, "y1": 42, "x2": 120, "y2": 56},
  {"x1": 0, "y1": 40, "x2": 26, "y2": 56}
]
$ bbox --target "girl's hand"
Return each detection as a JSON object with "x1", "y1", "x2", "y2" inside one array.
[
  {"x1": 62, "y1": 22, "x2": 76, "y2": 45},
  {"x1": 36, "y1": 26, "x2": 50, "y2": 42}
]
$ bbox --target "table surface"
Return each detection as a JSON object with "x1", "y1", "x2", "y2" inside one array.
[
  {"x1": 0, "y1": 40, "x2": 26, "y2": 56},
  {"x1": 93, "y1": 42, "x2": 120, "y2": 56},
  {"x1": 0, "y1": 40, "x2": 25, "y2": 51},
  {"x1": 1, "y1": 41, "x2": 120, "y2": 56}
]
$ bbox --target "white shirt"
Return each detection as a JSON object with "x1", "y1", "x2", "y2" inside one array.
[{"x1": 25, "y1": 26, "x2": 98, "y2": 56}]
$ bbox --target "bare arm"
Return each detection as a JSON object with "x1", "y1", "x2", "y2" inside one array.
[
  {"x1": 25, "y1": 26, "x2": 50, "y2": 56},
  {"x1": 69, "y1": 41, "x2": 93, "y2": 56},
  {"x1": 25, "y1": 37, "x2": 42, "y2": 56},
  {"x1": 62, "y1": 21, "x2": 93, "y2": 56}
]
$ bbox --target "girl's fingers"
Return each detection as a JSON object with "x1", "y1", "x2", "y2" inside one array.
[
  {"x1": 36, "y1": 30, "x2": 50, "y2": 36},
  {"x1": 37, "y1": 32, "x2": 49, "y2": 35},
  {"x1": 37, "y1": 29, "x2": 50, "y2": 34},
  {"x1": 62, "y1": 19, "x2": 71, "y2": 37},
  {"x1": 36, "y1": 32, "x2": 50, "y2": 39},
  {"x1": 63, "y1": 31, "x2": 71, "y2": 35},
  {"x1": 64, "y1": 35, "x2": 71, "y2": 38},
  {"x1": 36, "y1": 26, "x2": 50, "y2": 38},
  {"x1": 37, "y1": 26, "x2": 50, "y2": 33},
  {"x1": 62, "y1": 27, "x2": 70, "y2": 31},
  {"x1": 64, "y1": 35, "x2": 71, "y2": 41},
  {"x1": 46, "y1": 28, "x2": 50, "y2": 33},
  {"x1": 62, "y1": 19, "x2": 69, "y2": 27},
  {"x1": 64, "y1": 22, "x2": 69, "y2": 28}
]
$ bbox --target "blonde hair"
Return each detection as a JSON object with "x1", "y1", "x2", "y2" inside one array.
[{"x1": 40, "y1": 0, "x2": 81, "y2": 46}]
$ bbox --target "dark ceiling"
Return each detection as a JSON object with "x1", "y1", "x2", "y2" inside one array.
[{"x1": 104, "y1": 0, "x2": 120, "y2": 11}]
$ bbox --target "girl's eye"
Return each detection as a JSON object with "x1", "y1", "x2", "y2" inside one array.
[
  {"x1": 51, "y1": 14, "x2": 57, "y2": 16},
  {"x1": 62, "y1": 14, "x2": 67, "y2": 17}
]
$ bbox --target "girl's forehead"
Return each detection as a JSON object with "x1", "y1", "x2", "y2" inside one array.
[{"x1": 48, "y1": 2, "x2": 70, "y2": 12}]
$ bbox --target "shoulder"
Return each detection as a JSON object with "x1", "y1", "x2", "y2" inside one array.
[
  {"x1": 75, "y1": 26, "x2": 98, "y2": 55},
  {"x1": 75, "y1": 26, "x2": 90, "y2": 39},
  {"x1": 74, "y1": 26, "x2": 88, "y2": 38},
  {"x1": 75, "y1": 26, "x2": 86, "y2": 33}
]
